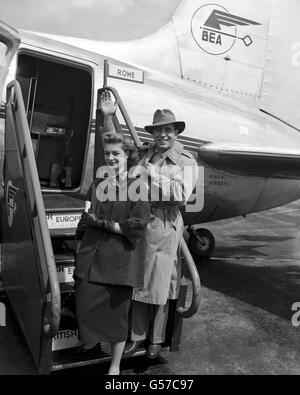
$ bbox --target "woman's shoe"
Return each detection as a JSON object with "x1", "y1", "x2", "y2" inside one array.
[
  {"x1": 123, "y1": 340, "x2": 144, "y2": 357},
  {"x1": 75, "y1": 343, "x2": 101, "y2": 356},
  {"x1": 108, "y1": 367, "x2": 120, "y2": 375}
]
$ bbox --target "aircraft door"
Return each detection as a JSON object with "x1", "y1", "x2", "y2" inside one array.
[
  {"x1": 0, "y1": 21, "x2": 20, "y2": 200},
  {"x1": 14, "y1": 55, "x2": 92, "y2": 190},
  {"x1": 1, "y1": 80, "x2": 60, "y2": 374},
  {"x1": 0, "y1": 21, "x2": 20, "y2": 99}
]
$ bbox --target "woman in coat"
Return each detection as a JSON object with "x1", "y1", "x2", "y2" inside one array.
[{"x1": 74, "y1": 132, "x2": 150, "y2": 375}]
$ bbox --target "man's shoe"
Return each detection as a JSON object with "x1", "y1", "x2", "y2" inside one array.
[
  {"x1": 146, "y1": 343, "x2": 162, "y2": 359},
  {"x1": 123, "y1": 340, "x2": 144, "y2": 357}
]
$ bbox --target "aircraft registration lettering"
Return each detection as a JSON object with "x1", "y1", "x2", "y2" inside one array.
[
  {"x1": 108, "y1": 63, "x2": 144, "y2": 84},
  {"x1": 52, "y1": 330, "x2": 80, "y2": 351},
  {"x1": 47, "y1": 213, "x2": 81, "y2": 229},
  {"x1": 209, "y1": 175, "x2": 229, "y2": 187}
]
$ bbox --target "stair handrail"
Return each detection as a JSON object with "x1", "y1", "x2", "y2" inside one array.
[
  {"x1": 6, "y1": 80, "x2": 60, "y2": 337},
  {"x1": 177, "y1": 238, "x2": 201, "y2": 317},
  {"x1": 98, "y1": 86, "x2": 142, "y2": 149}
]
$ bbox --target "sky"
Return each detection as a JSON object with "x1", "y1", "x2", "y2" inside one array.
[{"x1": 0, "y1": 0, "x2": 181, "y2": 41}]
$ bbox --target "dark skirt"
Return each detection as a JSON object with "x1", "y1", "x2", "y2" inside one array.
[{"x1": 75, "y1": 276, "x2": 132, "y2": 344}]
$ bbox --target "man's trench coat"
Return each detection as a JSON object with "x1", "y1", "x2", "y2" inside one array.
[{"x1": 132, "y1": 140, "x2": 198, "y2": 305}]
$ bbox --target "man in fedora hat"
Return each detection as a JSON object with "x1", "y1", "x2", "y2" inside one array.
[{"x1": 125, "y1": 107, "x2": 198, "y2": 358}]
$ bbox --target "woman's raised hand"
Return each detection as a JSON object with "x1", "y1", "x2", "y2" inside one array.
[{"x1": 100, "y1": 90, "x2": 118, "y2": 116}]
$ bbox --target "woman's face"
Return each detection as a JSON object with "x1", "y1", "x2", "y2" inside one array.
[{"x1": 104, "y1": 142, "x2": 128, "y2": 174}]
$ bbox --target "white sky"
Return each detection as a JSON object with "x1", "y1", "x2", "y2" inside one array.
[{"x1": 0, "y1": 0, "x2": 181, "y2": 40}]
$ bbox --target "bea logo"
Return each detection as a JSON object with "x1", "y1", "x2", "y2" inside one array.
[
  {"x1": 6, "y1": 180, "x2": 19, "y2": 228},
  {"x1": 191, "y1": 4, "x2": 261, "y2": 55}
]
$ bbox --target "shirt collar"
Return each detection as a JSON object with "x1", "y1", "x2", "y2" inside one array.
[{"x1": 147, "y1": 140, "x2": 184, "y2": 165}]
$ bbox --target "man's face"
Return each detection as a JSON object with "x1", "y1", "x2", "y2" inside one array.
[{"x1": 152, "y1": 123, "x2": 178, "y2": 152}]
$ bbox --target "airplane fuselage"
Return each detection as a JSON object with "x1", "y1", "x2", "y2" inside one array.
[{"x1": 1, "y1": 30, "x2": 300, "y2": 227}]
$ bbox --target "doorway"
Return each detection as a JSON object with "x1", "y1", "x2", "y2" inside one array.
[{"x1": 16, "y1": 53, "x2": 92, "y2": 190}]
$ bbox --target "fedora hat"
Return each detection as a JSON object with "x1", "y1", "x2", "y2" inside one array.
[{"x1": 145, "y1": 109, "x2": 185, "y2": 134}]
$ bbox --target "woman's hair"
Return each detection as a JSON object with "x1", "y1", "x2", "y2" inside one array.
[{"x1": 103, "y1": 132, "x2": 139, "y2": 168}]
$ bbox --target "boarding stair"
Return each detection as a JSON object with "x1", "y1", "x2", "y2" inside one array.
[{"x1": 1, "y1": 80, "x2": 201, "y2": 374}]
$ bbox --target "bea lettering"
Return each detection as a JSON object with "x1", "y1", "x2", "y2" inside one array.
[{"x1": 202, "y1": 30, "x2": 222, "y2": 45}]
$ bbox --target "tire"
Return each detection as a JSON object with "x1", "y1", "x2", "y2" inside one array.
[{"x1": 187, "y1": 228, "x2": 215, "y2": 258}]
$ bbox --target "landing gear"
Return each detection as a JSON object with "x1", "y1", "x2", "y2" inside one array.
[{"x1": 187, "y1": 227, "x2": 215, "y2": 258}]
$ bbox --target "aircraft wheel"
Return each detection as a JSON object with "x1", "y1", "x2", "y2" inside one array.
[{"x1": 187, "y1": 228, "x2": 215, "y2": 258}]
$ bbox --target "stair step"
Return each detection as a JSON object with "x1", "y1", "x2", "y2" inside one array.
[
  {"x1": 0, "y1": 278, "x2": 4, "y2": 298},
  {"x1": 56, "y1": 265, "x2": 75, "y2": 287},
  {"x1": 46, "y1": 210, "x2": 82, "y2": 237},
  {"x1": 0, "y1": 293, "x2": 6, "y2": 328},
  {"x1": 55, "y1": 252, "x2": 75, "y2": 264},
  {"x1": 60, "y1": 283, "x2": 74, "y2": 293},
  {"x1": 54, "y1": 252, "x2": 75, "y2": 289},
  {"x1": 51, "y1": 342, "x2": 147, "y2": 372},
  {"x1": 50, "y1": 228, "x2": 76, "y2": 237}
]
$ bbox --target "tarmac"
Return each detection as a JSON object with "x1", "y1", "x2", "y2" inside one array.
[{"x1": 1, "y1": 200, "x2": 300, "y2": 375}]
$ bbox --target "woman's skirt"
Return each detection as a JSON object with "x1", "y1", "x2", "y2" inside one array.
[{"x1": 75, "y1": 276, "x2": 132, "y2": 344}]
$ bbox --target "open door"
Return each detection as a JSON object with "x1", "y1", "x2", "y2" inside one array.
[
  {"x1": 0, "y1": 21, "x2": 20, "y2": 202},
  {"x1": 1, "y1": 79, "x2": 60, "y2": 374},
  {"x1": 0, "y1": 22, "x2": 60, "y2": 374},
  {"x1": 0, "y1": 20, "x2": 20, "y2": 98}
]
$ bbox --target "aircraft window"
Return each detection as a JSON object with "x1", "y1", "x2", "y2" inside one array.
[{"x1": 0, "y1": 42, "x2": 8, "y2": 64}]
